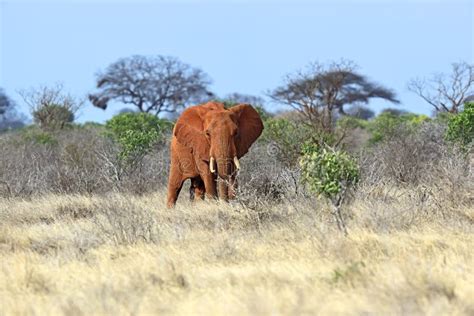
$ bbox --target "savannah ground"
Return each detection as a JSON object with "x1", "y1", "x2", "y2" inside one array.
[{"x1": 1, "y1": 186, "x2": 473, "y2": 315}]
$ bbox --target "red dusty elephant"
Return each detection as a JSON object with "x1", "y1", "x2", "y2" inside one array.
[{"x1": 167, "y1": 101, "x2": 264, "y2": 207}]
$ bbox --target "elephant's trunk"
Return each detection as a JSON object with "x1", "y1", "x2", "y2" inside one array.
[
  {"x1": 211, "y1": 156, "x2": 240, "y2": 177},
  {"x1": 218, "y1": 179, "x2": 229, "y2": 202},
  {"x1": 216, "y1": 158, "x2": 233, "y2": 179},
  {"x1": 216, "y1": 157, "x2": 241, "y2": 201}
]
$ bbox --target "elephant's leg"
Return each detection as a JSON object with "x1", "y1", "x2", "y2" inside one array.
[
  {"x1": 190, "y1": 177, "x2": 205, "y2": 201},
  {"x1": 167, "y1": 180, "x2": 184, "y2": 208},
  {"x1": 228, "y1": 177, "x2": 238, "y2": 200},
  {"x1": 218, "y1": 178, "x2": 229, "y2": 202},
  {"x1": 167, "y1": 163, "x2": 184, "y2": 208}
]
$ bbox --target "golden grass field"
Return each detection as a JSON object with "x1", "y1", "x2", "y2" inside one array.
[{"x1": 0, "y1": 187, "x2": 473, "y2": 315}]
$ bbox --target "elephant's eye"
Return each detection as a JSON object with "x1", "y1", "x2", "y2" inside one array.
[{"x1": 205, "y1": 130, "x2": 211, "y2": 138}]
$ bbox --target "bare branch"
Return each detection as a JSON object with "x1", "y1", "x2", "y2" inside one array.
[
  {"x1": 19, "y1": 84, "x2": 84, "y2": 117},
  {"x1": 408, "y1": 62, "x2": 474, "y2": 114}
]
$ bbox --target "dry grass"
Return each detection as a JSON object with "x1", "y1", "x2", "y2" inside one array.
[{"x1": 0, "y1": 188, "x2": 473, "y2": 316}]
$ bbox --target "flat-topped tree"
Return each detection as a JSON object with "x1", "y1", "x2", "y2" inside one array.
[
  {"x1": 269, "y1": 60, "x2": 399, "y2": 133},
  {"x1": 1, "y1": 89, "x2": 26, "y2": 131},
  {"x1": 89, "y1": 55, "x2": 214, "y2": 116}
]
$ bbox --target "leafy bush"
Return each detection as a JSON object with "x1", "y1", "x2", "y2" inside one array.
[
  {"x1": 5, "y1": 126, "x2": 59, "y2": 146},
  {"x1": 446, "y1": 102, "x2": 474, "y2": 150},
  {"x1": 105, "y1": 112, "x2": 171, "y2": 161},
  {"x1": 300, "y1": 143, "x2": 360, "y2": 234},
  {"x1": 367, "y1": 112, "x2": 430, "y2": 143},
  {"x1": 337, "y1": 116, "x2": 369, "y2": 130},
  {"x1": 300, "y1": 143, "x2": 360, "y2": 198},
  {"x1": 253, "y1": 105, "x2": 272, "y2": 122},
  {"x1": 21, "y1": 128, "x2": 58, "y2": 146},
  {"x1": 80, "y1": 121, "x2": 104, "y2": 129},
  {"x1": 33, "y1": 104, "x2": 74, "y2": 130},
  {"x1": 261, "y1": 118, "x2": 313, "y2": 166}
]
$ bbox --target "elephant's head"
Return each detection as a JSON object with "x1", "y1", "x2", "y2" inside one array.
[{"x1": 174, "y1": 101, "x2": 264, "y2": 179}]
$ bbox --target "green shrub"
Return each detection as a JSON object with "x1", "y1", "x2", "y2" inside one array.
[
  {"x1": 261, "y1": 118, "x2": 313, "y2": 166},
  {"x1": 300, "y1": 143, "x2": 360, "y2": 199},
  {"x1": 18, "y1": 127, "x2": 58, "y2": 146},
  {"x1": 434, "y1": 111, "x2": 454, "y2": 123},
  {"x1": 253, "y1": 105, "x2": 271, "y2": 122},
  {"x1": 105, "y1": 112, "x2": 171, "y2": 161},
  {"x1": 367, "y1": 112, "x2": 430, "y2": 143},
  {"x1": 300, "y1": 142, "x2": 360, "y2": 234},
  {"x1": 337, "y1": 116, "x2": 369, "y2": 130},
  {"x1": 80, "y1": 122, "x2": 104, "y2": 129},
  {"x1": 33, "y1": 104, "x2": 74, "y2": 130},
  {"x1": 446, "y1": 102, "x2": 474, "y2": 150}
]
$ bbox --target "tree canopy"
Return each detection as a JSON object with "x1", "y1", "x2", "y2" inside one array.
[
  {"x1": 89, "y1": 55, "x2": 213, "y2": 116},
  {"x1": 269, "y1": 60, "x2": 399, "y2": 132}
]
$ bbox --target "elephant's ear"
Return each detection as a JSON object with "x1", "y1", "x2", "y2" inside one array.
[
  {"x1": 174, "y1": 105, "x2": 211, "y2": 160},
  {"x1": 230, "y1": 104, "x2": 264, "y2": 158}
]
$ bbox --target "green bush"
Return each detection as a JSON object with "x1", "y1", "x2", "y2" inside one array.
[
  {"x1": 80, "y1": 122, "x2": 104, "y2": 130},
  {"x1": 300, "y1": 143, "x2": 360, "y2": 235},
  {"x1": 105, "y1": 112, "x2": 172, "y2": 161},
  {"x1": 33, "y1": 104, "x2": 74, "y2": 130},
  {"x1": 337, "y1": 116, "x2": 369, "y2": 130},
  {"x1": 300, "y1": 143, "x2": 360, "y2": 199},
  {"x1": 446, "y1": 102, "x2": 474, "y2": 150},
  {"x1": 253, "y1": 105, "x2": 271, "y2": 122},
  {"x1": 367, "y1": 112, "x2": 430, "y2": 143},
  {"x1": 21, "y1": 128, "x2": 58, "y2": 146},
  {"x1": 261, "y1": 118, "x2": 313, "y2": 166},
  {"x1": 300, "y1": 142, "x2": 360, "y2": 234}
]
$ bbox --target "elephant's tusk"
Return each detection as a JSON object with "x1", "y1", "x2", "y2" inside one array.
[
  {"x1": 209, "y1": 157, "x2": 216, "y2": 173},
  {"x1": 233, "y1": 157, "x2": 241, "y2": 170}
]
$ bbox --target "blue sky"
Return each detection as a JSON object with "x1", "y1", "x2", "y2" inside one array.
[{"x1": 1, "y1": 0, "x2": 473, "y2": 123}]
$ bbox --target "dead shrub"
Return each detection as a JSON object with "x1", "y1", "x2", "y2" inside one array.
[
  {"x1": 0, "y1": 127, "x2": 170, "y2": 197},
  {"x1": 236, "y1": 142, "x2": 305, "y2": 209},
  {"x1": 359, "y1": 122, "x2": 471, "y2": 197}
]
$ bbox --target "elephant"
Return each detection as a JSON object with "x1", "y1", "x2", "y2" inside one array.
[{"x1": 166, "y1": 101, "x2": 264, "y2": 207}]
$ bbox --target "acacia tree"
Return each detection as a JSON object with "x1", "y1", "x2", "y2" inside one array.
[
  {"x1": 408, "y1": 62, "x2": 474, "y2": 114},
  {"x1": 224, "y1": 93, "x2": 265, "y2": 106},
  {"x1": 269, "y1": 60, "x2": 399, "y2": 133},
  {"x1": 89, "y1": 55, "x2": 213, "y2": 116},
  {"x1": 346, "y1": 105, "x2": 375, "y2": 120},
  {"x1": 221, "y1": 92, "x2": 271, "y2": 120},
  {"x1": 0, "y1": 89, "x2": 25, "y2": 130}
]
